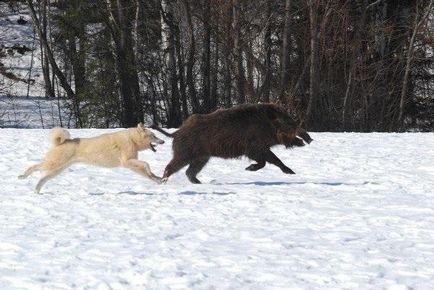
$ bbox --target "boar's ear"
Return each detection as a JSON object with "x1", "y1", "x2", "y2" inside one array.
[{"x1": 265, "y1": 106, "x2": 278, "y2": 121}]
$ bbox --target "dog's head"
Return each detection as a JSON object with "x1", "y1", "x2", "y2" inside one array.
[{"x1": 136, "y1": 123, "x2": 165, "y2": 152}]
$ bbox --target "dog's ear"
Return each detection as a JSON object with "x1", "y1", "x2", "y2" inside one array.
[{"x1": 137, "y1": 122, "x2": 145, "y2": 129}]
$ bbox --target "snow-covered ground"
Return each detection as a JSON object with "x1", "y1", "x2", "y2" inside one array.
[{"x1": 1, "y1": 129, "x2": 434, "y2": 289}]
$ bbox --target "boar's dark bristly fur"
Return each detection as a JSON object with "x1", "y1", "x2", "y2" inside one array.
[{"x1": 154, "y1": 103, "x2": 312, "y2": 184}]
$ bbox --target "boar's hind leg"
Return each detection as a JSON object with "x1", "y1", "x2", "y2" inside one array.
[
  {"x1": 186, "y1": 157, "x2": 210, "y2": 184},
  {"x1": 245, "y1": 162, "x2": 265, "y2": 171},
  {"x1": 245, "y1": 153, "x2": 266, "y2": 171},
  {"x1": 264, "y1": 150, "x2": 295, "y2": 174}
]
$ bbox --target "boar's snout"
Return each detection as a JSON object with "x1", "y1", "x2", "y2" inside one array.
[{"x1": 296, "y1": 128, "x2": 313, "y2": 144}]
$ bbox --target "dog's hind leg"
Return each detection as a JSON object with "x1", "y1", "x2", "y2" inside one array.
[
  {"x1": 18, "y1": 163, "x2": 42, "y2": 179},
  {"x1": 124, "y1": 159, "x2": 163, "y2": 184},
  {"x1": 264, "y1": 150, "x2": 295, "y2": 174},
  {"x1": 186, "y1": 157, "x2": 209, "y2": 184},
  {"x1": 35, "y1": 166, "x2": 67, "y2": 194}
]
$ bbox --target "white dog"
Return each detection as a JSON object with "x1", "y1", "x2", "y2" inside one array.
[{"x1": 19, "y1": 123, "x2": 165, "y2": 193}]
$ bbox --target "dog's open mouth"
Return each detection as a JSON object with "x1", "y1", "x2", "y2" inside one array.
[
  {"x1": 150, "y1": 138, "x2": 164, "y2": 152},
  {"x1": 150, "y1": 143, "x2": 157, "y2": 152}
]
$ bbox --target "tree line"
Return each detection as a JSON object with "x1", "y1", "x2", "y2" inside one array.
[{"x1": 20, "y1": 0, "x2": 434, "y2": 131}]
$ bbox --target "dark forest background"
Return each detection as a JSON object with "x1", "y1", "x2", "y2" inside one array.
[{"x1": 3, "y1": 0, "x2": 434, "y2": 131}]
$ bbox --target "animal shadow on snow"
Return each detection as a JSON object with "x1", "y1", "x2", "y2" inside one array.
[
  {"x1": 87, "y1": 191, "x2": 155, "y2": 196},
  {"x1": 179, "y1": 191, "x2": 235, "y2": 196},
  {"x1": 116, "y1": 191, "x2": 155, "y2": 196},
  {"x1": 90, "y1": 190, "x2": 234, "y2": 196},
  {"x1": 227, "y1": 181, "x2": 374, "y2": 186}
]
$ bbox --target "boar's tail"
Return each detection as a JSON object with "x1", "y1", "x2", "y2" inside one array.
[{"x1": 151, "y1": 124, "x2": 174, "y2": 138}]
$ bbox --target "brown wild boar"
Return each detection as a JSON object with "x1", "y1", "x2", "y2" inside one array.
[{"x1": 152, "y1": 103, "x2": 313, "y2": 183}]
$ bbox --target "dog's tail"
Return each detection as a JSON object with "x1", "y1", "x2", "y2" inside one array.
[
  {"x1": 49, "y1": 127, "x2": 71, "y2": 146},
  {"x1": 150, "y1": 124, "x2": 174, "y2": 138}
]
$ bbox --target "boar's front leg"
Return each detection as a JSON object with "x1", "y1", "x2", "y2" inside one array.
[
  {"x1": 264, "y1": 150, "x2": 295, "y2": 174},
  {"x1": 186, "y1": 156, "x2": 210, "y2": 184}
]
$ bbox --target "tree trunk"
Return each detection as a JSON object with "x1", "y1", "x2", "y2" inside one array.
[
  {"x1": 398, "y1": 0, "x2": 433, "y2": 131},
  {"x1": 164, "y1": 0, "x2": 182, "y2": 127},
  {"x1": 67, "y1": 1, "x2": 86, "y2": 121},
  {"x1": 40, "y1": 0, "x2": 54, "y2": 98},
  {"x1": 223, "y1": 0, "x2": 232, "y2": 108},
  {"x1": 211, "y1": 14, "x2": 219, "y2": 111},
  {"x1": 183, "y1": 0, "x2": 199, "y2": 113},
  {"x1": 27, "y1": 0, "x2": 80, "y2": 126},
  {"x1": 262, "y1": 0, "x2": 272, "y2": 103},
  {"x1": 279, "y1": 0, "x2": 291, "y2": 104},
  {"x1": 342, "y1": 0, "x2": 367, "y2": 131},
  {"x1": 176, "y1": 24, "x2": 189, "y2": 119},
  {"x1": 105, "y1": 0, "x2": 143, "y2": 127},
  {"x1": 202, "y1": 0, "x2": 211, "y2": 112},
  {"x1": 233, "y1": 0, "x2": 245, "y2": 104},
  {"x1": 305, "y1": 0, "x2": 320, "y2": 128}
]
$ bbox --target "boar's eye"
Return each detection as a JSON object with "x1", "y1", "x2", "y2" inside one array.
[{"x1": 279, "y1": 114, "x2": 296, "y2": 126}]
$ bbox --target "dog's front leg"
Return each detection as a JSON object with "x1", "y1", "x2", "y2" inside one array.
[
  {"x1": 18, "y1": 163, "x2": 42, "y2": 179},
  {"x1": 123, "y1": 159, "x2": 163, "y2": 184}
]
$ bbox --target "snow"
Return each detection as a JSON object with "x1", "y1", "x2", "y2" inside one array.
[{"x1": 1, "y1": 129, "x2": 434, "y2": 289}]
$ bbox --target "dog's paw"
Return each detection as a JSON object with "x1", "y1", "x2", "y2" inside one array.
[
  {"x1": 161, "y1": 177, "x2": 168, "y2": 184},
  {"x1": 154, "y1": 177, "x2": 164, "y2": 184}
]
